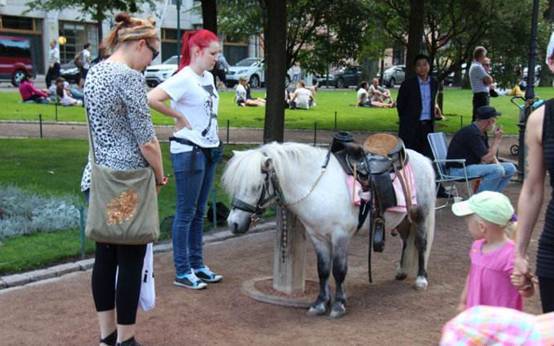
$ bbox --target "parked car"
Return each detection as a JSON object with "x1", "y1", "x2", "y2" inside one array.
[
  {"x1": 382, "y1": 65, "x2": 405, "y2": 87},
  {"x1": 0, "y1": 35, "x2": 34, "y2": 86},
  {"x1": 313, "y1": 66, "x2": 362, "y2": 88},
  {"x1": 520, "y1": 65, "x2": 541, "y2": 90},
  {"x1": 144, "y1": 55, "x2": 179, "y2": 87},
  {"x1": 225, "y1": 57, "x2": 265, "y2": 88},
  {"x1": 60, "y1": 61, "x2": 81, "y2": 84},
  {"x1": 333, "y1": 66, "x2": 363, "y2": 88}
]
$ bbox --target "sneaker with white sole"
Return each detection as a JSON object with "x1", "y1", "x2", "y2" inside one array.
[
  {"x1": 174, "y1": 271, "x2": 207, "y2": 290},
  {"x1": 194, "y1": 266, "x2": 223, "y2": 283}
]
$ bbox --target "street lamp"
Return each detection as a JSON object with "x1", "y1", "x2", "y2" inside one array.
[
  {"x1": 518, "y1": 0, "x2": 540, "y2": 181},
  {"x1": 176, "y1": 0, "x2": 181, "y2": 66}
]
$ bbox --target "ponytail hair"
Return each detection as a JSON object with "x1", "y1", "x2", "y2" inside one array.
[
  {"x1": 178, "y1": 29, "x2": 219, "y2": 71},
  {"x1": 102, "y1": 13, "x2": 158, "y2": 54}
]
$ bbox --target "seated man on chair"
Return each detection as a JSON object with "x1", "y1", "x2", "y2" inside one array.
[{"x1": 446, "y1": 105, "x2": 516, "y2": 193}]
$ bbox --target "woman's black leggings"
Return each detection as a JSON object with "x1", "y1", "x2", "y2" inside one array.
[
  {"x1": 91, "y1": 242, "x2": 146, "y2": 325},
  {"x1": 539, "y1": 276, "x2": 554, "y2": 313}
]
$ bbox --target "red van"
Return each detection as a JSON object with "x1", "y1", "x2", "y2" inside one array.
[{"x1": 0, "y1": 35, "x2": 33, "y2": 86}]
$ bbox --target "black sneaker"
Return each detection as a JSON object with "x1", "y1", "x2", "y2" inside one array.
[
  {"x1": 117, "y1": 337, "x2": 141, "y2": 346},
  {"x1": 194, "y1": 266, "x2": 223, "y2": 283},
  {"x1": 174, "y1": 272, "x2": 207, "y2": 290}
]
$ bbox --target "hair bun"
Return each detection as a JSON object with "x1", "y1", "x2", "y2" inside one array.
[{"x1": 115, "y1": 13, "x2": 131, "y2": 25}]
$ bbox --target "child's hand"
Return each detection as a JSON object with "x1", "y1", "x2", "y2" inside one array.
[
  {"x1": 456, "y1": 302, "x2": 466, "y2": 313},
  {"x1": 511, "y1": 272, "x2": 528, "y2": 287}
]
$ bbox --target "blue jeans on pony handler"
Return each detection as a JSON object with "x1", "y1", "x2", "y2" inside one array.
[
  {"x1": 171, "y1": 145, "x2": 223, "y2": 276},
  {"x1": 449, "y1": 162, "x2": 516, "y2": 193}
]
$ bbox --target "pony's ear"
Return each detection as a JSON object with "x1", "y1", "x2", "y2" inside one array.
[
  {"x1": 232, "y1": 150, "x2": 243, "y2": 157},
  {"x1": 262, "y1": 157, "x2": 273, "y2": 172}
]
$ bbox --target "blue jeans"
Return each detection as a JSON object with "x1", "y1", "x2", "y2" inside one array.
[
  {"x1": 171, "y1": 145, "x2": 223, "y2": 276},
  {"x1": 449, "y1": 162, "x2": 516, "y2": 193}
]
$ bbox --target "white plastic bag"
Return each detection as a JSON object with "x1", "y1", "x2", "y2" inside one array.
[{"x1": 139, "y1": 243, "x2": 155, "y2": 311}]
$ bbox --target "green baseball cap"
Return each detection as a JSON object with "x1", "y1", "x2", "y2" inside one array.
[{"x1": 452, "y1": 191, "x2": 515, "y2": 226}]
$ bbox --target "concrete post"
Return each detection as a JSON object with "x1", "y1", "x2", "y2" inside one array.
[{"x1": 272, "y1": 207, "x2": 307, "y2": 295}]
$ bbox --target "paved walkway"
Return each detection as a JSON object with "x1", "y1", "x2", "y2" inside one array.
[
  {"x1": 0, "y1": 183, "x2": 543, "y2": 345},
  {"x1": 0, "y1": 121, "x2": 520, "y2": 158}
]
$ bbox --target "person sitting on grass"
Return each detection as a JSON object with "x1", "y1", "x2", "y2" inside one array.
[
  {"x1": 50, "y1": 77, "x2": 82, "y2": 106},
  {"x1": 235, "y1": 77, "x2": 265, "y2": 107},
  {"x1": 369, "y1": 78, "x2": 395, "y2": 107},
  {"x1": 18, "y1": 72, "x2": 49, "y2": 104},
  {"x1": 357, "y1": 81, "x2": 394, "y2": 108},
  {"x1": 289, "y1": 80, "x2": 314, "y2": 110}
]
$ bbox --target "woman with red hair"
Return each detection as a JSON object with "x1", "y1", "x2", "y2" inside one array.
[{"x1": 148, "y1": 30, "x2": 224, "y2": 290}]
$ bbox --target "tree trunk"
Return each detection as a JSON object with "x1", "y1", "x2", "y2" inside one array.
[
  {"x1": 262, "y1": 0, "x2": 287, "y2": 143},
  {"x1": 96, "y1": 6, "x2": 104, "y2": 57},
  {"x1": 201, "y1": 0, "x2": 218, "y2": 35},
  {"x1": 405, "y1": 0, "x2": 424, "y2": 79}
]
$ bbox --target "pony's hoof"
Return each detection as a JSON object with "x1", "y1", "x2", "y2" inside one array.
[
  {"x1": 307, "y1": 303, "x2": 327, "y2": 316},
  {"x1": 395, "y1": 272, "x2": 407, "y2": 281},
  {"x1": 329, "y1": 302, "x2": 346, "y2": 319},
  {"x1": 414, "y1": 276, "x2": 428, "y2": 290}
]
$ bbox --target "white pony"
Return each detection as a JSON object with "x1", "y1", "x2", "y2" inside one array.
[{"x1": 222, "y1": 142, "x2": 435, "y2": 318}]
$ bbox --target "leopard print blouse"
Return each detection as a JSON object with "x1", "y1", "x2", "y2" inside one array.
[{"x1": 80, "y1": 61, "x2": 155, "y2": 192}]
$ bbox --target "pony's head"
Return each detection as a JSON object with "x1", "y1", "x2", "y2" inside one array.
[{"x1": 222, "y1": 148, "x2": 276, "y2": 234}]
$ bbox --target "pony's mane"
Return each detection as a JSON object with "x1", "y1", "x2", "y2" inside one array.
[{"x1": 222, "y1": 142, "x2": 324, "y2": 196}]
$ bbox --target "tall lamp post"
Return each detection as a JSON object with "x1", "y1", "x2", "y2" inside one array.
[
  {"x1": 518, "y1": 0, "x2": 540, "y2": 181},
  {"x1": 176, "y1": 0, "x2": 181, "y2": 66}
]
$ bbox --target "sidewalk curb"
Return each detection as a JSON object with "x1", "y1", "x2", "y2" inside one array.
[{"x1": 0, "y1": 221, "x2": 276, "y2": 291}]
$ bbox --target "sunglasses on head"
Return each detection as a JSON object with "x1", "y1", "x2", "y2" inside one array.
[{"x1": 145, "y1": 40, "x2": 159, "y2": 60}]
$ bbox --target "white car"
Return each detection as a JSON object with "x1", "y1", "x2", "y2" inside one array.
[
  {"x1": 226, "y1": 57, "x2": 265, "y2": 88},
  {"x1": 144, "y1": 55, "x2": 179, "y2": 87}
]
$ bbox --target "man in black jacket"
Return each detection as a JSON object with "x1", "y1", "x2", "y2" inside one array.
[{"x1": 396, "y1": 54, "x2": 440, "y2": 159}]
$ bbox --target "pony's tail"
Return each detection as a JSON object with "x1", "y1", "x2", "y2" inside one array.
[{"x1": 403, "y1": 205, "x2": 435, "y2": 278}]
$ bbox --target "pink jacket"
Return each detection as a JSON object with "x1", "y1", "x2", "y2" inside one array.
[{"x1": 19, "y1": 80, "x2": 47, "y2": 100}]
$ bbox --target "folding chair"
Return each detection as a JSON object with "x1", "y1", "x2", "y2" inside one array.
[{"x1": 427, "y1": 132, "x2": 476, "y2": 209}]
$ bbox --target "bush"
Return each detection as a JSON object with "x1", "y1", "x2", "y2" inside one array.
[{"x1": 0, "y1": 185, "x2": 80, "y2": 241}]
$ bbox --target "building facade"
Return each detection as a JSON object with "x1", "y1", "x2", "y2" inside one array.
[{"x1": 0, "y1": 0, "x2": 258, "y2": 75}]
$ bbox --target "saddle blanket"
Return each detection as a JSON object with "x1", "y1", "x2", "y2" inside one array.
[{"x1": 346, "y1": 162, "x2": 417, "y2": 213}]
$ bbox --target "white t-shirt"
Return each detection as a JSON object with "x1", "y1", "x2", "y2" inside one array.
[
  {"x1": 357, "y1": 88, "x2": 369, "y2": 103},
  {"x1": 236, "y1": 84, "x2": 247, "y2": 102},
  {"x1": 81, "y1": 49, "x2": 91, "y2": 69},
  {"x1": 294, "y1": 87, "x2": 312, "y2": 109},
  {"x1": 160, "y1": 66, "x2": 220, "y2": 153}
]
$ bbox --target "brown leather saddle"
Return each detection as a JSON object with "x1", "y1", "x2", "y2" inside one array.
[
  {"x1": 334, "y1": 133, "x2": 408, "y2": 179},
  {"x1": 331, "y1": 132, "x2": 410, "y2": 263}
]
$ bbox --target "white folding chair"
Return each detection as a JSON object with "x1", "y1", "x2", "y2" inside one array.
[{"x1": 427, "y1": 132, "x2": 476, "y2": 209}]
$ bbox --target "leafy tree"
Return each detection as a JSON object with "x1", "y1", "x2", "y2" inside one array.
[
  {"x1": 26, "y1": 0, "x2": 155, "y2": 41},
  {"x1": 218, "y1": 0, "x2": 371, "y2": 73}
]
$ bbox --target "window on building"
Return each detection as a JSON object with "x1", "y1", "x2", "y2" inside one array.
[
  {"x1": 162, "y1": 28, "x2": 189, "y2": 42},
  {"x1": 59, "y1": 21, "x2": 98, "y2": 63},
  {"x1": 1, "y1": 16, "x2": 34, "y2": 31}
]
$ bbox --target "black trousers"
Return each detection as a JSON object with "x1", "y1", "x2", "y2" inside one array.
[
  {"x1": 45, "y1": 63, "x2": 60, "y2": 88},
  {"x1": 539, "y1": 276, "x2": 554, "y2": 313},
  {"x1": 407, "y1": 120, "x2": 434, "y2": 159},
  {"x1": 472, "y1": 92, "x2": 490, "y2": 121},
  {"x1": 91, "y1": 242, "x2": 146, "y2": 325}
]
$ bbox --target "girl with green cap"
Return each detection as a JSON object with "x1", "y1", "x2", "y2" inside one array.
[{"x1": 452, "y1": 191, "x2": 533, "y2": 312}]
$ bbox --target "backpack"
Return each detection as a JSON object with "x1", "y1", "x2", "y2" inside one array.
[{"x1": 74, "y1": 54, "x2": 83, "y2": 68}]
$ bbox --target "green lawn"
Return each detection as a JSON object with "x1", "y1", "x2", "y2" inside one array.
[
  {"x1": 0, "y1": 138, "x2": 251, "y2": 274},
  {"x1": 3, "y1": 87, "x2": 553, "y2": 134}
]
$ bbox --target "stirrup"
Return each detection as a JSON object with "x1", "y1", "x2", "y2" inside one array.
[
  {"x1": 100, "y1": 330, "x2": 117, "y2": 346},
  {"x1": 373, "y1": 218, "x2": 385, "y2": 252}
]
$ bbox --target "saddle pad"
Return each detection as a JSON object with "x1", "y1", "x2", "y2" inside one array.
[
  {"x1": 387, "y1": 162, "x2": 417, "y2": 213},
  {"x1": 346, "y1": 176, "x2": 369, "y2": 206},
  {"x1": 363, "y1": 133, "x2": 399, "y2": 156}
]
